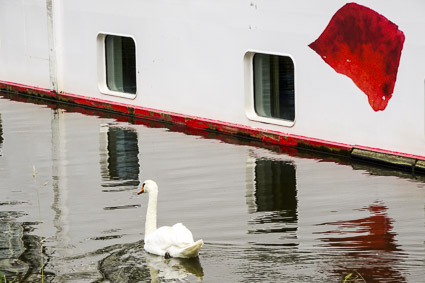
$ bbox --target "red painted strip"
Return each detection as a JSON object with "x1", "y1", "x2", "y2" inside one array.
[{"x1": 1, "y1": 80, "x2": 424, "y2": 161}]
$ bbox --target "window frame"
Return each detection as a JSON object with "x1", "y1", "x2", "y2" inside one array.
[
  {"x1": 244, "y1": 51, "x2": 296, "y2": 127},
  {"x1": 97, "y1": 33, "x2": 138, "y2": 99}
]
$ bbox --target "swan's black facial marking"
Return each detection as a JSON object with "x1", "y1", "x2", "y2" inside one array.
[
  {"x1": 165, "y1": 252, "x2": 171, "y2": 259},
  {"x1": 137, "y1": 183, "x2": 145, "y2": 195}
]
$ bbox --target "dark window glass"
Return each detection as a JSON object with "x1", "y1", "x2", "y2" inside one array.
[
  {"x1": 105, "y1": 35, "x2": 137, "y2": 94},
  {"x1": 253, "y1": 54, "x2": 295, "y2": 121}
]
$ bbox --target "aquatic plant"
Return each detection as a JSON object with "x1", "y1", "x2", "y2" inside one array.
[
  {"x1": 341, "y1": 270, "x2": 366, "y2": 282},
  {"x1": 0, "y1": 272, "x2": 7, "y2": 283},
  {"x1": 32, "y1": 165, "x2": 47, "y2": 283}
]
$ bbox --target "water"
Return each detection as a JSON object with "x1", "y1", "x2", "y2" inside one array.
[{"x1": 0, "y1": 93, "x2": 424, "y2": 282}]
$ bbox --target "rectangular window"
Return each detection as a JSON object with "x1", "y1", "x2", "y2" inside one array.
[
  {"x1": 253, "y1": 54, "x2": 295, "y2": 121},
  {"x1": 105, "y1": 35, "x2": 137, "y2": 94}
]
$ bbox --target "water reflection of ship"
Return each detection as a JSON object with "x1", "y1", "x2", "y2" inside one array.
[
  {"x1": 50, "y1": 108, "x2": 74, "y2": 259},
  {"x1": 246, "y1": 158, "x2": 298, "y2": 235},
  {"x1": 317, "y1": 202, "x2": 406, "y2": 282},
  {"x1": 0, "y1": 211, "x2": 45, "y2": 281},
  {"x1": 0, "y1": 211, "x2": 26, "y2": 278},
  {"x1": 99, "y1": 125, "x2": 140, "y2": 189}
]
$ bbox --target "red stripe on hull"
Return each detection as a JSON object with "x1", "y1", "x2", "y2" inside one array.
[{"x1": 1, "y1": 80, "x2": 424, "y2": 165}]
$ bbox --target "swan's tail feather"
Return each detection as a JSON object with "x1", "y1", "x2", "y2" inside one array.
[{"x1": 180, "y1": 240, "x2": 203, "y2": 258}]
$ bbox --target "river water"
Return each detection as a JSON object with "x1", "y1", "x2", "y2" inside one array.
[{"x1": 0, "y1": 93, "x2": 424, "y2": 282}]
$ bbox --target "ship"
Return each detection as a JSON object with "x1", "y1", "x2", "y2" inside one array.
[{"x1": 0, "y1": 1, "x2": 424, "y2": 171}]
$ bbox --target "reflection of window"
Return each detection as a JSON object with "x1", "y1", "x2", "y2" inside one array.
[
  {"x1": 100, "y1": 126, "x2": 140, "y2": 187},
  {"x1": 107, "y1": 127, "x2": 139, "y2": 181},
  {"x1": 105, "y1": 35, "x2": 137, "y2": 94},
  {"x1": 245, "y1": 158, "x2": 298, "y2": 235},
  {"x1": 254, "y1": 160, "x2": 297, "y2": 220},
  {"x1": 253, "y1": 54, "x2": 295, "y2": 121}
]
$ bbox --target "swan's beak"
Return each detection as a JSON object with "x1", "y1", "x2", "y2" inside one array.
[{"x1": 137, "y1": 185, "x2": 144, "y2": 195}]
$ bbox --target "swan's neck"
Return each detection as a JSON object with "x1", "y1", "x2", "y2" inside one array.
[{"x1": 145, "y1": 191, "x2": 158, "y2": 238}]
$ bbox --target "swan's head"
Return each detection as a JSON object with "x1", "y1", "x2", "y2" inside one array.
[{"x1": 137, "y1": 180, "x2": 158, "y2": 195}]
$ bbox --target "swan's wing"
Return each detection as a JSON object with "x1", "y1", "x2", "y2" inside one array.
[
  {"x1": 170, "y1": 223, "x2": 195, "y2": 246},
  {"x1": 144, "y1": 223, "x2": 197, "y2": 257},
  {"x1": 145, "y1": 226, "x2": 173, "y2": 255},
  {"x1": 172, "y1": 239, "x2": 203, "y2": 258},
  {"x1": 144, "y1": 229, "x2": 169, "y2": 256},
  {"x1": 167, "y1": 224, "x2": 203, "y2": 258}
]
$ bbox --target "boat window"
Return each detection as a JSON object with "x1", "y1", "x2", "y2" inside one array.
[
  {"x1": 253, "y1": 54, "x2": 295, "y2": 121},
  {"x1": 105, "y1": 35, "x2": 137, "y2": 94}
]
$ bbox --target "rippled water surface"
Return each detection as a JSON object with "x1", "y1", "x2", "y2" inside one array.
[{"x1": 0, "y1": 94, "x2": 425, "y2": 282}]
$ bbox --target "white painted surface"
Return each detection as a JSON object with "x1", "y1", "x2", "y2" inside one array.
[{"x1": 0, "y1": 0, "x2": 50, "y2": 88}]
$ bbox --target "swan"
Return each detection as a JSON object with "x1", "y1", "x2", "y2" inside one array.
[{"x1": 137, "y1": 180, "x2": 203, "y2": 258}]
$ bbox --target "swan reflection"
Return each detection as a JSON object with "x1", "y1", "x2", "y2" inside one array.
[
  {"x1": 97, "y1": 240, "x2": 203, "y2": 282},
  {"x1": 146, "y1": 253, "x2": 204, "y2": 282}
]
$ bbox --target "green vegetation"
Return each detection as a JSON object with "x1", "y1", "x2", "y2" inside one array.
[
  {"x1": 341, "y1": 270, "x2": 366, "y2": 282},
  {"x1": 0, "y1": 272, "x2": 6, "y2": 283}
]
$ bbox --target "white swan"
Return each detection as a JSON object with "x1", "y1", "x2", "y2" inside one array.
[{"x1": 137, "y1": 180, "x2": 203, "y2": 258}]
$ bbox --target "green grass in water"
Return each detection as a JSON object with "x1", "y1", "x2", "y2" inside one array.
[{"x1": 341, "y1": 270, "x2": 366, "y2": 282}]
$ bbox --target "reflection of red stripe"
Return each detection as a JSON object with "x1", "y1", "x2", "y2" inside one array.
[
  {"x1": 319, "y1": 203, "x2": 399, "y2": 251},
  {"x1": 1, "y1": 79, "x2": 424, "y2": 162},
  {"x1": 318, "y1": 203, "x2": 404, "y2": 282}
]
